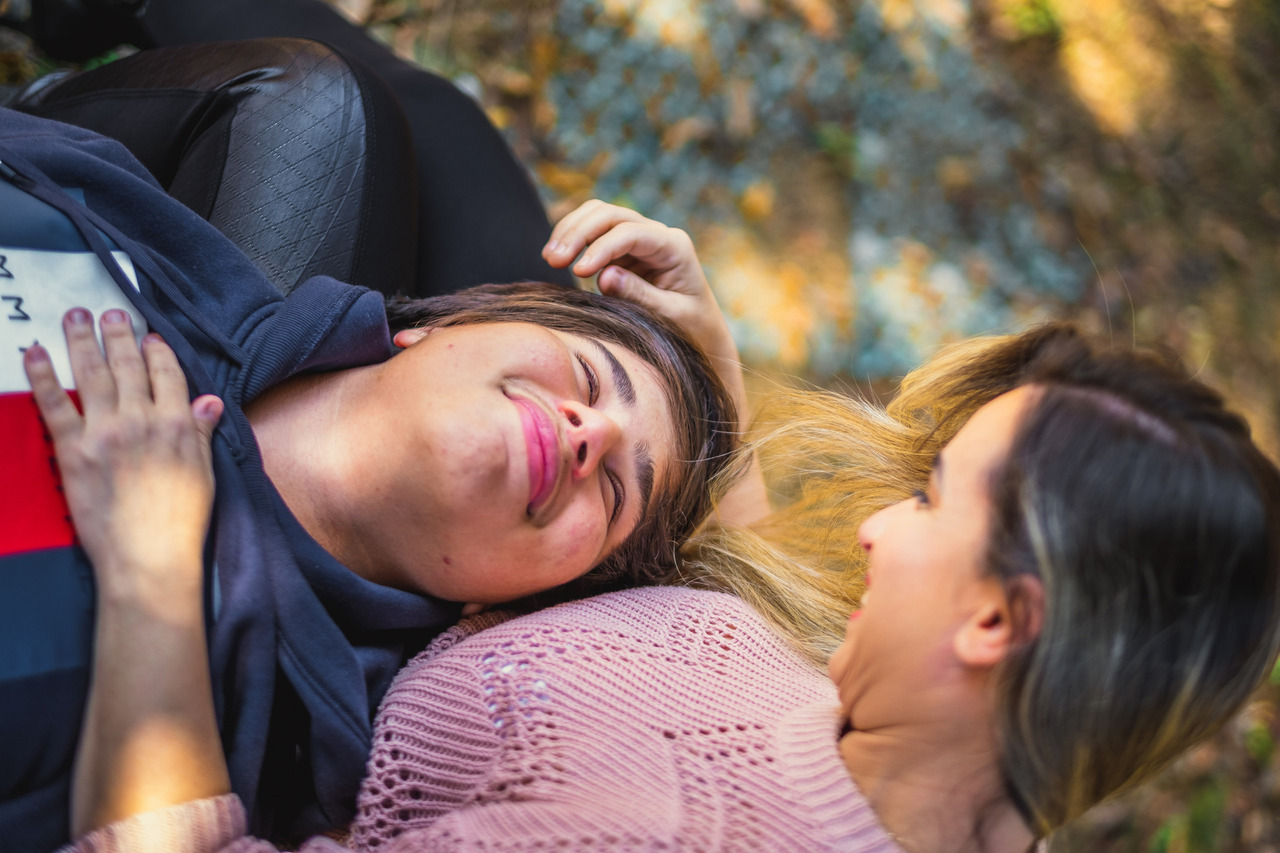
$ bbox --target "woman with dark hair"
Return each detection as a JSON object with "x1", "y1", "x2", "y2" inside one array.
[{"x1": 38, "y1": 204, "x2": 1280, "y2": 852}]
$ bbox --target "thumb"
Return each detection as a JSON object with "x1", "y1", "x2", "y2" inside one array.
[{"x1": 191, "y1": 394, "x2": 224, "y2": 444}]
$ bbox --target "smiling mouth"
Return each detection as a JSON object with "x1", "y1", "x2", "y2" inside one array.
[{"x1": 515, "y1": 396, "x2": 561, "y2": 513}]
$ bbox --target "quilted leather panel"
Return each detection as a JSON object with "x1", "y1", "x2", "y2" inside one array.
[
  {"x1": 20, "y1": 39, "x2": 370, "y2": 295},
  {"x1": 203, "y1": 41, "x2": 368, "y2": 294}
]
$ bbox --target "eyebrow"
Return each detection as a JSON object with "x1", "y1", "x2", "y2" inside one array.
[{"x1": 590, "y1": 340, "x2": 653, "y2": 518}]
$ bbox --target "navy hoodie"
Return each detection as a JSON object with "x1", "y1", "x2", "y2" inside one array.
[{"x1": 0, "y1": 109, "x2": 459, "y2": 852}]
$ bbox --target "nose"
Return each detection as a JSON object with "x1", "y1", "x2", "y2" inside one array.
[
  {"x1": 857, "y1": 503, "x2": 895, "y2": 552},
  {"x1": 561, "y1": 400, "x2": 623, "y2": 479}
]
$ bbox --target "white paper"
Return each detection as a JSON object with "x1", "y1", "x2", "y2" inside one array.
[{"x1": 0, "y1": 247, "x2": 144, "y2": 393}]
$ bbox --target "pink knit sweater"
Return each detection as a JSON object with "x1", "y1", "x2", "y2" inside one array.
[{"x1": 65, "y1": 587, "x2": 901, "y2": 852}]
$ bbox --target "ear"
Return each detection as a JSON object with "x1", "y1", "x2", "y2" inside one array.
[
  {"x1": 954, "y1": 599, "x2": 1012, "y2": 669},
  {"x1": 954, "y1": 575, "x2": 1045, "y2": 669},
  {"x1": 393, "y1": 327, "x2": 432, "y2": 349}
]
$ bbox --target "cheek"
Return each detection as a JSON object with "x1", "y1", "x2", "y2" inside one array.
[
  {"x1": 414, "y1": 418, "x2": 509, "y2": 500},
  {"x1": 533, "y1": 497, "x2": 612, "y2": 584},
  {"x1": 551, "y1": 509, "x2": 608, "y2": 570}
]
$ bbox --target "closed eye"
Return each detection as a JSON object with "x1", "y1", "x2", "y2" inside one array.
[
  {"x1": 608, "y1": 469, "x2": 625, "y2": 525},
  {"x1": 575, "y1": 353, "x2": 599, "y2": 404}
]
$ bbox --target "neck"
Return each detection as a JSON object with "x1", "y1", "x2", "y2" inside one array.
[
  {"x1": 839, "y1": 682, "x2": 1035, "y2": 853},
  {"x1": 245, "y1": 366, "x2": 390, "y2": 584}
]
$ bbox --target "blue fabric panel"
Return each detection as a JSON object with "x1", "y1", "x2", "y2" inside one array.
[{"x1": 0, "y1": 547, "x2": 93, "y2": 851}]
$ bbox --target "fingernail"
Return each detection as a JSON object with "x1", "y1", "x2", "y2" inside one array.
[
  {"x1": 548, "y1": 241, "x2": 564, "y2": 254},
  {"x1": 195, "y1": 397, "x2": 221, "y2": 421},
  {"x1": 143, "y1": 333, "x2": 164, "y2": 344},
  {"x1": 102, "y1": 309, "x2": 129, "y2": 325},
  {"x1": 23, "y1": 343, "x2": 48, "y2": 362},
  {"x1": 67, "y1": 308, "x2": 91, "y2": 325}
]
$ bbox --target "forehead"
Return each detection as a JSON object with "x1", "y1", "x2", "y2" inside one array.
[{"x1": 942, "y1": 386, "x2": 1039, "y2": 489}]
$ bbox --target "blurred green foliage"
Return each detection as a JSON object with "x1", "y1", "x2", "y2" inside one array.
[{"x1": 1005, "y1": 0, "x2": 1060, "y2": 39}]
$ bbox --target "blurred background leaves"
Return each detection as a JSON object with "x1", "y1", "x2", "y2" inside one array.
[{"x1": 4, "y1": 0, "x2": 1278, "y2": 847}]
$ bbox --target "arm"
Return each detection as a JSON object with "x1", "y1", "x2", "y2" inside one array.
[
  {"x1": 544, "y1": 201, "x2": 769, "y2": 526},
  {"x1": 23, "y1": 308, "x2": 228, "y2": 838}
]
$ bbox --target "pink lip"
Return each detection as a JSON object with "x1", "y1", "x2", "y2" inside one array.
[{"x1": 516, "y1": 397, "x2": 560, "y2": 511}]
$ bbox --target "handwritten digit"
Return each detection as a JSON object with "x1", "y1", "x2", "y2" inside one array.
[{"x1": 3, "y1": 295, "x2": 29, "y2": 321}]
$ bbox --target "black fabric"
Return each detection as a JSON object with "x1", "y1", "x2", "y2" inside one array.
[
  {"x1": 136, "y1": 0, "x2": 574, "y2": 296},
  {"x1": 16, "y1": 38, "x2": 418, "y2": 298}
]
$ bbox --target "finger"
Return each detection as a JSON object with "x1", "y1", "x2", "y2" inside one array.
[
  {"x1": 100, "y1": 309, "x2": 149, "y2": 405},
  {"x1": 544, "y1": 201, "x2": 647, "y2": 268},
  {"x1": 63, "y1": 308, "x2": 116, "y2": 416},
  {"x1": 545, "y1": 199, "x2": 610, "y2": 252},
  {"x1": 544, "y1": 201, "x2": 605, "y2": 268},
  {"x1": 142, "y1": 334, "x2": 193, "y2": 414},
  {"x1": 573, "y1": 222, "x2": 683, "y2": 279},
  {"x1": 23, "y1": 343, "x2": 84, "y2": 443},
  {"x1": 189, "y1": 394, "x2": 223, "y2": 502},
  {"x1": 191, "y1": 395, "x2": 224, "y2": 437}
]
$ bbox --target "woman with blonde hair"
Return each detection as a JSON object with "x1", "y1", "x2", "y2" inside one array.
[{"x1": 37, "y1": 203, "x2": 1280, "y2": 851}]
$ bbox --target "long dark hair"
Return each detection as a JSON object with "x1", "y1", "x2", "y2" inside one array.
[
  {"x1": 952, "y1": 326, "x2": 1280, "y2": 832},
  {"x1": 385, "y1": 283, "x2": 739, "y2": 599}
]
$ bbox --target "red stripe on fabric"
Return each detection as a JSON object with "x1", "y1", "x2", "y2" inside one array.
[{"x1": 0, "y1": 390, "x2": 79, "y2": 556}]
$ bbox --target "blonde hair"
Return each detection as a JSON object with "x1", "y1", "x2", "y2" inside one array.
[{"x1": 675, "y1": 333, "x2": 1016, "y2": 665}]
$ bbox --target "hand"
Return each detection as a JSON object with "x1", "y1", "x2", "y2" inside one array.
[
  {"x1": 23, "y1": 307, "x2": 223, "y2": 607},
  {"x1": 25, "y1": 308, "x2": 230, "y2": 837},
  {"x1": 543, "y1": 200, "x2": 738, "y2": 369}
]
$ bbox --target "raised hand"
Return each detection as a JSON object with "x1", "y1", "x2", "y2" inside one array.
[{"x1": 543, "y1": 199, "x2": 738, "y2": 372}]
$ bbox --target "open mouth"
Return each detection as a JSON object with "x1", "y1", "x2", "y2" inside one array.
[{"x1": 515, "y1": 396, "x2": 560, "y2": 512}]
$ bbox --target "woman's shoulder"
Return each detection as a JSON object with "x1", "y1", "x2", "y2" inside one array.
[
  {"x1": 422, "y1": 586, "x2": 783, "y2": 660},
  {"x1": 529, "y1": 585, "x2": 765, "y2": 632}
]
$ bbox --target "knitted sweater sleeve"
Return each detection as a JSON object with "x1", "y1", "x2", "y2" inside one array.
[{"x1": 56, "y1": 795, "x2": 281, "y2": 853}]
